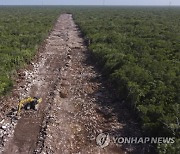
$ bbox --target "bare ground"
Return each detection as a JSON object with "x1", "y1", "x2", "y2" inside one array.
[{"x1": 0, "y1": 14, "x2": 146, "y2": 154}]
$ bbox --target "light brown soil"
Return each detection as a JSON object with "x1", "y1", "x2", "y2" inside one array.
[{"x1": 0, "y1": 14, "x2": 146, "y2": 154}]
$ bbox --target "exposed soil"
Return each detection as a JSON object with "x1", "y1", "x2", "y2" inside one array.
[{"x1": 0, "y1": 14, "x2": 147, "y2": 154}]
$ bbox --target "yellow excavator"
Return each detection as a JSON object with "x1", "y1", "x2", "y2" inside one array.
[{"x1": 17, "y1": 97, "x2": 42, "y2": 115}]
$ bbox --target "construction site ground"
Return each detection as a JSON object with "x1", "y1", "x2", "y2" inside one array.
[{"x1": 0, "y1": 14, "x2": 144, "y2": 154}]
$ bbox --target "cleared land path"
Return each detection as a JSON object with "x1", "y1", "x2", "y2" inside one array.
[{"x1": 1, "y1": 14, "x2": 143, "y2": 154}]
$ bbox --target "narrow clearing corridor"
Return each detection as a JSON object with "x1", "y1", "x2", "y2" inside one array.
[{"x1": 1, "y1": 14, "x2": 143, "y2": 154}]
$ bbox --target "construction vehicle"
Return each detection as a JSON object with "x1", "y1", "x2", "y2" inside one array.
[{"x1": 17, "y1": 97, "x2": 42, "y2": 115}]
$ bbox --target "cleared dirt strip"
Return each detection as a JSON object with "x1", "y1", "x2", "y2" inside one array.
[{"x1": 1, "y1": 14, "x2": 145, "y2": 154}]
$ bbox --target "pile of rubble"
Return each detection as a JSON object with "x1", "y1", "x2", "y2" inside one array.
[{"x1": 0, "y1": 110, "x2": 18, "y2": 153}]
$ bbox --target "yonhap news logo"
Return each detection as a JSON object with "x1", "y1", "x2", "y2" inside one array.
[
  {"x1": 113, "y1": 136, "x2": 175, "y2": 144},
  {"x1": 96, "y1": 133, "x2": 175, "y2": 148},
  {"x1": 96, "y1": 133, "x2": 111, "y2": 148}
]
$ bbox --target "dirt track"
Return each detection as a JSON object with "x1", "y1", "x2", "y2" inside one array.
[{"x1": 0, "y1": 14, "x2": 145, "y2": 154}]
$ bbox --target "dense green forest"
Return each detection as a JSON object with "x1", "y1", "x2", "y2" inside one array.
[
  {"x1": 0, "y1": 6, "x2": 179, "y2": 153},
  {"x1": 72, "y1": 7, "x2": 180, "y2": 153},
  {"x1": 0, "y1": 7, "x2": 60, "y2": 95}
]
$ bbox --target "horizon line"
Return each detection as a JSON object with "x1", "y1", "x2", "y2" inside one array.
[{"x1": 0, "y1": 4, "x2": 180, "y2": 6}]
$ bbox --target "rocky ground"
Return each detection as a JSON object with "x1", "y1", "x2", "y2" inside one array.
[{"x1": 0, "y1": 14, "x2": 146, "y2": 154}]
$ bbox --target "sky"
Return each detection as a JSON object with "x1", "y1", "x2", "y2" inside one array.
[{"x1": 0, "y1": 0, "x2": 180, "y2": 6}]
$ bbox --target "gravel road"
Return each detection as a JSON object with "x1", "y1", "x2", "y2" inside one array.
[{"x1": 0, "y1": 14, "x2": 145, "y2": 154}]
